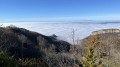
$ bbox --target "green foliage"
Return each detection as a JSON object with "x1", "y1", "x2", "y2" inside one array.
[
  {"x1": 0, "y1": 51, "x2": 19, "y2": 67},
  {"x1": 80, "y1": 36, "x2": 103, "y2": 67},
  {"x1": 0, "y1": 51, "x2": 48, "y2": 67}
]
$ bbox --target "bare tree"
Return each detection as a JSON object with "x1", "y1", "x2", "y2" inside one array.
[{"x1": 71, "y1": 29, "x2": 76, "y2": 67}]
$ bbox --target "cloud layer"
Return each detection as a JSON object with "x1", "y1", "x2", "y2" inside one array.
[{"x1": 1, "y1": 22, "x2": 120, "y2": 43}]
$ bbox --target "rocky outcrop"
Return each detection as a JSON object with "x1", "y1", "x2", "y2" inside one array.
[{"x1": 91, "y1": 29, "x2": 120, "y2": 35}]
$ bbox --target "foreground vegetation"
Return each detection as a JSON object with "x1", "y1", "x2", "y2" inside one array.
[{"x1": 0, "y1": 51, "x2": 48, "y2": 67}]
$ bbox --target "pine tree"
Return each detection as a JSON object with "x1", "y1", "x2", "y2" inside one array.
[{"x1": 80, "y1": 36, "x2": 104, "y2": 67}]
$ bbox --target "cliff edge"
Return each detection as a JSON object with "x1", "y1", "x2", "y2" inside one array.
[{"x1": 91, "y1": 29, "x2": 120, "y2": 35}]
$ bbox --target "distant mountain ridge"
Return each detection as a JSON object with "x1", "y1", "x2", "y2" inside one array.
[
  {"x1": 100, "y1": 22, "x2": 120, "y2": 24},
  {"x1": 70, "y1": 21, "x2": 120, "y2": 24}
]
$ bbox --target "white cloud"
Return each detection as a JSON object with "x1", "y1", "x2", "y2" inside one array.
[{"x1": 1, "y1": 22, "x2": 120, "y2": 44}]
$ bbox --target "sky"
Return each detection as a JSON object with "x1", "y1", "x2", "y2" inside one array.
[{"x1": 0, "y1": 0, "x2": 120, "y2": 22}]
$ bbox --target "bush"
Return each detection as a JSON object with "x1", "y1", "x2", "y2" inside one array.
[
  {"x1": 0, "y1": 51, "x2": 19, "y2": 67},
  {"x1": 18, "y1": 58, "x2": 48, "y2": 67},
  {"x1": 0, "y1": 51, "x2": 48, "y2": 67}
]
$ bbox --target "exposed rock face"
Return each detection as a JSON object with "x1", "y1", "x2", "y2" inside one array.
[{"x1": 91, "y1": 29, "x2": 120, "y2": 35}]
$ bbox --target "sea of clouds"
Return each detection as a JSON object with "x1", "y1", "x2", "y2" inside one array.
[{"x1": 1, "y1": 22, "x2": 120, "y2": 44}]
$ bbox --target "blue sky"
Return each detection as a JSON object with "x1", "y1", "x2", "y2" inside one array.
[{"x1": 0, "y1": 0, "x2": 120, "y2": 22}]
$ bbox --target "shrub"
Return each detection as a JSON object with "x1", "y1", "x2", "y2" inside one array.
[
  {"x1": 18, "y1": 58, "x2": 48, "y2": 67},
  {"x1": 0, "y1": 51, "x2": 19, "y2": 67}
]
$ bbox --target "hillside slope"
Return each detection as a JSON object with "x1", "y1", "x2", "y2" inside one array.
[
  {"x1": 0, "y1": 26, "x2": 71, "y2": 59},
  {"x1": 78, "y1": 29, "x2": 120, "y2": 66}
]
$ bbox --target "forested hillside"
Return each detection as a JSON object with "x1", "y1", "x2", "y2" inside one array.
[{"x1": 0, "y1": 26, "x2": 120, "y2": 67}]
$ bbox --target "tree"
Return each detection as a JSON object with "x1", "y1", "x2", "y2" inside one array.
[{"x1": 80, "y1": 36, "x2": 104, "y2": 67}]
